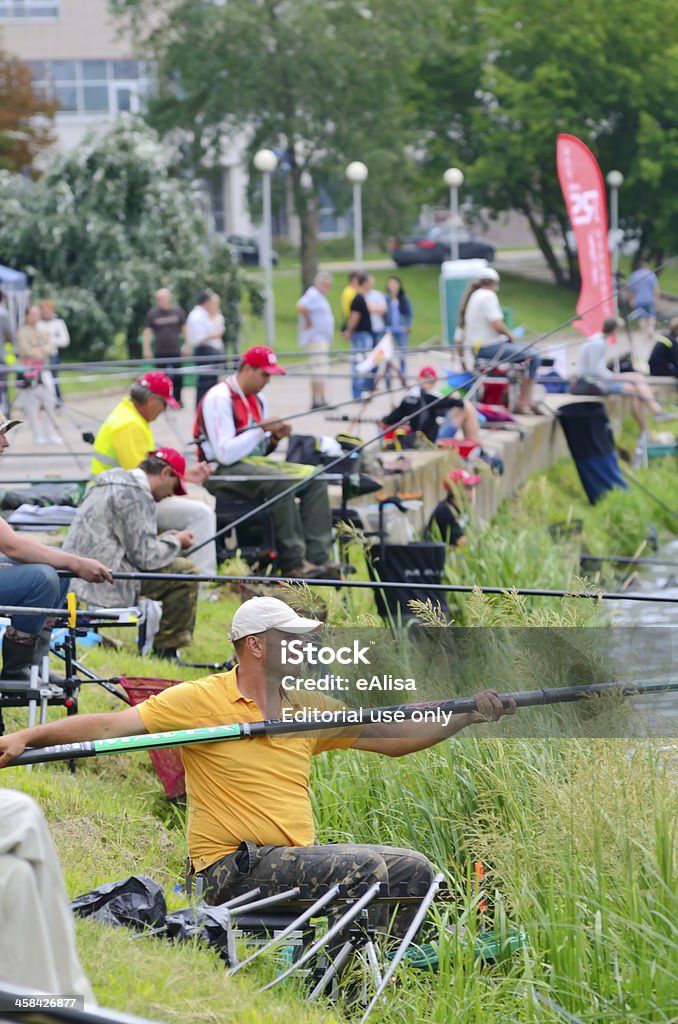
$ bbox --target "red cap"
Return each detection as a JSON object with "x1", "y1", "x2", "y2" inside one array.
[
  {"x1": 242, "y1": 346, "x2": 285, "y2": 374},
  {"x1": 445, "y1": 468, "x2": 481, "y2": 488},
  {"x1": 137, "y1": 371, "x2": 181, "y2": 409},
  {"x1": 150, "y1": 447, "x2": 188, "y2": 495},
  {"x1": 418, "y1": 365, "x2": 437, "y2": 380}
]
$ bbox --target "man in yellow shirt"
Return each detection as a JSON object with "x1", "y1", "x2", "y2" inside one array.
[
  {"x1": 340, "y1": 270, "x2": 359, "y2": 326},
  {"x1": 91, "y1": 372, "x2": 216, "y2": 574},
  {"x1": 0, "y1": 596, "x2": 515, "y2": 946}
]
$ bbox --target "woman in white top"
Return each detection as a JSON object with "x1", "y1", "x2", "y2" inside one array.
[{"x1": 457, "y1": 268, "x2": 541, "y2": 414}]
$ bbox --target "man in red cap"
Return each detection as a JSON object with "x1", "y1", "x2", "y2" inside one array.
[
  {"x1": 90, "y1": 372, "x2": 216, "y2": 575},
  {"x1": 426, "y1": 467, "x2": 481, "y2": 547},
  {"x1": 196, "y1": 346, "x2": 336, "y2": 578},
  {"x1": 379, "y1": 366, "x2": 480, "y2": 443},
  {"x1": 63, "y1": 447, "x2": 199, "y2": 660}
]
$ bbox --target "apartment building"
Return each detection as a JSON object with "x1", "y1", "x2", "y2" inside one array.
[{"x1": 0, "y1": 0, "x2": 255, "y2": 235}]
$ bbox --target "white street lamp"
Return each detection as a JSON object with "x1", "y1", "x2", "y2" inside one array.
[
  {"x1": 606, "y1": 169, "x2": 624, "y2": 315},
  {"x1": 345, "y1": 161, "x2": 368, "y2": 268},
  {"x1": 443, "y1": 167, "x2": 464, "y2": 261},
  {"x1": 254, "y1": 148, "x2": 278, "y2": 346}
]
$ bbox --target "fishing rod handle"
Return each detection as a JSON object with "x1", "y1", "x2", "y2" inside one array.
[{"x1": 10, "y1": 742, "x2": 96, "y2": 767}]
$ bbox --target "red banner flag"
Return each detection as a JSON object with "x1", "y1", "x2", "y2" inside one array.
[{"x1": 556, "y1": 134, "x2": 614, "y2": 338}]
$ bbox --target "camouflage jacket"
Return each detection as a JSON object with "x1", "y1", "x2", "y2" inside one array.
[{"x1": 62, "y1": 468, "x2": 181, "y2": 607}]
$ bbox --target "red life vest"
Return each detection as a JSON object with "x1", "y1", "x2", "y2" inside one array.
[{"x1": 193, "y1": 380, "x2": 264, "y2": 462}]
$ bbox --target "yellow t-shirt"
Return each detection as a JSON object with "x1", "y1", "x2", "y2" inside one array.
[
  {"x1": 341, "y1": 285, "x2": 357, "y2": 322},
  {"x1": 90, "y1": 398, "x2": 155, "y2": 476},
  {"x1": 136, "y1": 669, "x2": 357, "y2": 871}
]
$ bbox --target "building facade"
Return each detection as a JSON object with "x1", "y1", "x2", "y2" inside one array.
[{"x1": 0, "y1": 0, "x2": 256, "y2": 236}]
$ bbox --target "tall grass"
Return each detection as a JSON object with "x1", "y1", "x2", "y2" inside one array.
[{"x1": 1, "y1": 455, "x2": 676, "y2": 1022}]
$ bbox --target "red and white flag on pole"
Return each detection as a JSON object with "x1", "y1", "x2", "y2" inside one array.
[{"x1": 556, "y1": 133, "x2": 615, "y2": 339}]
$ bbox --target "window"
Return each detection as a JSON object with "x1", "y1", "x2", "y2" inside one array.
[
  {"x1": 0, "y1": 0, "x2": 59, "y2": 17},
  {"x1": 25, "y1": 59, "x2": 154, "y2": 117}
]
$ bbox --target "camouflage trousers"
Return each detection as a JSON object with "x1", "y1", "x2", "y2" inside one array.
[
  {"x1": 201, "y1": 841, "x2": 435, "y2": 940},
  {"x1": 139, "y1": 557, "x2": 198, "y2": 651}
]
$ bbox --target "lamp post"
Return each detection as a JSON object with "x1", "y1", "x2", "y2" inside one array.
[
  {"x1": 443, "y1": 167, "x2": 464, "y2": 261},
  {"x1": 254, "y1": 148, "x2": 278, "y2": 346},
  {"x1": 606, "y1": 169, "x2": 624, "y2": 314},
  {"x1": 345, "y1": 161, "x2": 368, "y2": 268}
]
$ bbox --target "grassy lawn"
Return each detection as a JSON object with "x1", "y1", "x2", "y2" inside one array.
[
  {"x1": 242, "y1": 263, "x2": 578, "y2": 354},
  {"x1": 2, "y1": 454, "x2": 677, "y2": 1022}
]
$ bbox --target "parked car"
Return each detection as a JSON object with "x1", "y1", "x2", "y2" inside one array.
[
  {"x1": 226, "y1": 234, "x2": 279, "y2": 266},
  {"x1": 390, "y1": 226, "x2": 495, "y2": 267}
]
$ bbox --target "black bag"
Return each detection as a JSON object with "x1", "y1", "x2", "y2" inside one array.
[
  {"x1": 368, "y1": 542, "x2": 449, "y2": 624},
  {"x1": 71, "y1": 875, "x2": 167, "y2": 931},
  {"x1": 286, "y1": 434, "x2": 361, "y2": 475}
]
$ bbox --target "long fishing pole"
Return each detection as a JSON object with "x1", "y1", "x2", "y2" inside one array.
[
  {"x1": 618, "y1": 464, "x2": 678, "y2": 521},
  {"x1": 185, "y1": 383, "x2": 463, "y2": 557},
  {"x1": 580, "y1": 554, "x2": 678, "y2": 569},
  {"x1": 8, "y1": 681, "x2": 678, "y2": 768},
  {"x1": 51, "y1": 569, "x2": 678, "y2": 604}
]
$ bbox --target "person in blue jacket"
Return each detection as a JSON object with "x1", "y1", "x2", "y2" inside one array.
[{"x1": 385, "y1": 276, "x2": 413, "y2": 376}]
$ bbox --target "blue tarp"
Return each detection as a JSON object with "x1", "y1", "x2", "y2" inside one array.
[{"x1": 0, "y1": 264, "x2": 28, "y2": 291}]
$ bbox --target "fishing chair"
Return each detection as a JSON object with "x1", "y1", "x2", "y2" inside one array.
[
  {"x1": 213, "y1": 491, "x2": 278, "y2": 570},
  {"x1": 184, "y1": 875, "x2": 446, "y2": 1008}
]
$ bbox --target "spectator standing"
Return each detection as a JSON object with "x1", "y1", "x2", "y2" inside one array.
[
  {"x1": 343, "y1": 273, "x2": 374, "y2": 400},
  {"x1": 626, "y1": 260, "x2": 660, "y2": 340},
  {"x1": 458, "y1": 269, "x2": 541, "y2": 414},
  {"x1": 37, "y1": 299, "x2": 70, "y2": 408},
  {"x1": 142, "y1": 288, "x2": 187, "y2": 406},
  {"x1": 385, "y1": 275, "x2": 413, "y2": 377},
  {"x1": 15, "y1": 305, "x2": 62, "y2": 445},
  {"x1": 366, "y1": 274, "x2": 387, "y2": 342},
  {"x1": 296, "y1": 271, "x2": 334, "y2": 409},
  {"x1": 340, "y1": 271, "x2": 359, "y2": 329},
  {"x1": 185, "y1": 290, "x2": 226, "y2": 408}
]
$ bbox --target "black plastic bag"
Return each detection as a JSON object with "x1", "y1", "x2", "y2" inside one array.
[
  {"x1": 71, "y1": 875, "x2": 167, "y2": 931},
  {"x1": 164, "y1": 905, "x2": 235, "y2": 962}
]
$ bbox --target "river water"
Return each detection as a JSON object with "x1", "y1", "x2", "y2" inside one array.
[{"x1": 608, "y1": 538, "x2": 678, "y2": 736}]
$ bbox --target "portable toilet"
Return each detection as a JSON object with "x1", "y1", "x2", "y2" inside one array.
[{"x1": 439, "y1": 258, "x2": 490, "y2": 346}]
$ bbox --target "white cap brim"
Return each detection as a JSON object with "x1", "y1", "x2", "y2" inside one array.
[{"x1": 228, "y1": 613, "x2": 323, "y2": 642}]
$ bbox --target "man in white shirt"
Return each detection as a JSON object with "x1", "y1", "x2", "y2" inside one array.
[
  {"x1": 185, "y1": 289, "x2": 226, "y2": 409},
  {"x1": 195, "y1": 346, "x2": 335, "y2": 578},
  {"x1": 37, "y1": 299, "x2": 70, "y2": 408},
  {"x1": 366, "y1": 274, "x2": 387, "y2": 341},
  {"x1": 573, "y1": 317, "x2": 665, "y2": 433},
  {"x1": 458, "y1": 268, "x2": 541, "y2": 414},
  {"x1": 296, "y1": 271, "x2": 334, "y2": 409}
]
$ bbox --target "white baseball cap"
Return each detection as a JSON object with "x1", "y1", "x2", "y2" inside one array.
[
  {"x1": 228, "y1": 597, "x2": 323, "y2": 642},
  {"x1": 479, "y1": 267, "x2": 499, "y2": 283}
]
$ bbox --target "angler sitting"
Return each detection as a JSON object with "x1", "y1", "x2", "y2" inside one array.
[
  {"x1": 425, "y1": 468, "x2": 481, "y2": 548},
  {"x1": 0, "y1": 596, "x2": 517, "y2": 952},
  {"x1": 63, "y1": 448, "x2": 199, "y2": 661},
  {"x1": 648, "y1": 319, "x2": 678, "y2": 378},
  {"x1": 0, "y1": 415, "x2": 112, "y2": 733},
  {"x1": 379, "y1": 366, "x2": 480, "y2": 445},
  {"x1": 195, "y1": 346, "x2": 337, "y2": 579},
  {"x1": 571, "y1": 317, "x2": 669, "y2": 435},
  {"x1": 91, "y1": 372, "x2": 216, "y2": 576}
]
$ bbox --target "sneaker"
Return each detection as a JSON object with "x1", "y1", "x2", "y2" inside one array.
[
  {"x1": 653, "y1": 410, "x2": 678, "y2": 423},
  {"x1": 151, "y1": 646, "x2": 179, "y2": 661}
]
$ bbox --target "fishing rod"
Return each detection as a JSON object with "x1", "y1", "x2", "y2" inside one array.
[
  {"x1": 185, "y1": 383, "x2": 463, "y2": 557},
  {"x1": 51, "y1": 569, "x2": 678, "y2": 604},
  {"x1": 618, "y1": 464, "x2": 678, "y2": 521},
  {"x1": 580, "y1": 553, "x2": 678, "y2": 569},
  {"x1": 8, "y1": 681, "x2": 678, "y2": 768}
]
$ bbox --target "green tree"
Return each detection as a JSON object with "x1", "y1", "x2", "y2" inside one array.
[
  {"x1": 0, "y1": 118, "x2": 257, "y2": 359},
  {"x1": 111, "y1": 0, "x2": 431, "y2": 289},
  {"x1": 413, "y1": 0, "x2": 678, "y2": 286}
]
